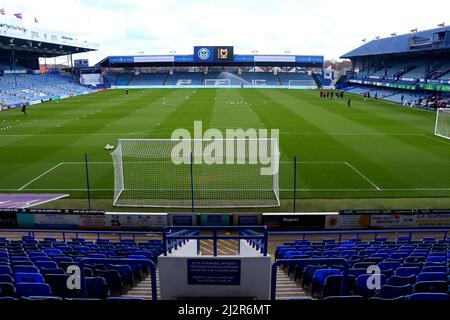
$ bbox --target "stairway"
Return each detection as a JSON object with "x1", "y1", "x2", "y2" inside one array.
[
  {"x1": 275, "y1": 267, "x2": 309, "y2": 300},
  {"x1": 122, "y1": 270, "x2": 160, "y2": 300}
]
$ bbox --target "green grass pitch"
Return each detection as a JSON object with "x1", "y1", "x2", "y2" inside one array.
[{"x1": 1, "y1": 88, "x2": 450, "y2": 212}]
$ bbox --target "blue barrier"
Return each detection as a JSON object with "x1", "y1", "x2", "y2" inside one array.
[
  {"x1": 0, "y1": 228, "x2": 162, "y2": 242},
  {"x1": 269, "y1": 229, "x2": 450, "y2": 242},
  {"x1": 270, "y1": 258, "x2": 349, "y2": 300},
  {"x1": 79, "y1": 258, "x2": 158, "y2": 300},
  {"x1": 163, "y1": 226, "x2": 269, "y2": 256}
]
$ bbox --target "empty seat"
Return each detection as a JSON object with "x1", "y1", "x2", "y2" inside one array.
[
  {"x1": 417, "y1": 272, "x2": 447, "y2": 282},
  {"x1": 0, "y1": 282, "x2": 16, "y2": 297},
  {"x1": 14, "y1": 273, "x2": 44, "y2": 283},
  {"x1": 85, "y1": 277, "x2": 109, "y2": 299},
  {"x1": 15, "y1": 282, "x2": 52, "y2": 297},
  {"x1": 387, "y1": 275, "x2": 416, "y2": 286},
  {"x1": 376, "y1": 284, "x2": 413, "y2": 299},
  {"x1": 44, "y1": 274, "x2": 79, "y2": 298},
  {"x1": 407, "y1": 293, "x2": 449, "y2": 301},
  {"x1": 414, "y1": 281, "x2": 448, "y2": 293},
  {"x1": 12, "y1": 266, "x2": 40, "y2": 274}
]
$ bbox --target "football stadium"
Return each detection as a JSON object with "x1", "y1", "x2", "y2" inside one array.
[{"x1": 0, "y1": 1, "x2": 450, "y2": 313}]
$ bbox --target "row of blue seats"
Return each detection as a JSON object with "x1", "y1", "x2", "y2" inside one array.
[{"x1": 0, "y1": 237, "x2": 162, "y2": 299}]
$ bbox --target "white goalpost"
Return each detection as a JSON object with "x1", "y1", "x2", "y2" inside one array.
[
  {"x1": 111, "y1": 139, "x2": 280, "y2": 208},
  {"x1": 204, "y1": 79, "x2": 231, "y2": 86},
  {"x1": 288, "y1": 80, "x2": 317, "y2": 89},
  {"x1": 435, "y1": 108, "x2": 450, "y2": 140},
  {"x1": 252, "y1": 79, "x2": 267, "y2": 86}
]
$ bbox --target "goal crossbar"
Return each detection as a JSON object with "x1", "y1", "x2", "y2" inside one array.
[{"x1": 111, "y1": 138, "x2": 280, "y2": 208}]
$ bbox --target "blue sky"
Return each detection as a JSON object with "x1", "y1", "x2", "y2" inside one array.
[{"x1": 2, "y1": 0, "x2": 449, "y2": 64}]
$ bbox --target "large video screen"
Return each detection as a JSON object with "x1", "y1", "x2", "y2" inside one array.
[{"x1": 194, "y1": 46, "x2": 234, "y2": 63}]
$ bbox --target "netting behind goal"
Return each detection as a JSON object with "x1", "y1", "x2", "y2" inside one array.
[
  {"x1": 111, "y1": 139, "x2": 280, "y2": 208},
  {"x1": 204, "y1": 79, "x2": 231, "y2": 86},
  {"x1": 435, "y1": 108, "x2": 450, "y2": 140}
]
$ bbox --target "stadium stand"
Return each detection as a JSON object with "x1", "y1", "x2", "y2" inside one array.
[
  {"x1": 278, "y1": 72, "x2": 318, "y2": 87},
  {"x1": 274, "y1": 235, "x2": 450, "y2": 300},
  {"x1": 341, "y1": 26, "x2": 450, "y2": 107},
  {"x1": 0, "y1": 73, "x2": 93, "y2": 106},
  {"x1": 240, "y1": 72, "x2": 280, "y2": 86},
  {"x1": 0, "y1": 236, "x2": 162, "y2": 300},
  {"x1": 129, "y1": 73, "x2": 169, "y2": 86},
  {"x1": 165, "y1": 72, "x2": 204, "y2": 86}
]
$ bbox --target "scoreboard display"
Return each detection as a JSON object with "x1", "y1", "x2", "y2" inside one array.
[{"x1": 194, "y1": 46, "x2": 234, "y2": 63}]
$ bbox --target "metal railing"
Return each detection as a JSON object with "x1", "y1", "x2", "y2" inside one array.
[
  {"x1": 163, "y1": 226, "x2": 269, "y2": 256},
  {"x1": 0, "y1": 228, "x2": 162, "y2": 242},
  {"x1": 269, "y1": 229, "x2": 450, "y2": 243}
]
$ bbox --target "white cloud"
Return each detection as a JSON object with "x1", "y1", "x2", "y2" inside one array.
[{"x1": 1, "y1": 0, "x2": 449, "y2": 64}]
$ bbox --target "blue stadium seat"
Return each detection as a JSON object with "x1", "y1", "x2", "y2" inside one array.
[
  {"x1": 387, "y1": 275, "x2": 416, "y2": 286},
  {"x1": 323, "y1": 295, "x2": 364, "y2": 301},
  {"x1": 376, "y1": 284, "x2": 413, "y2": 299},
  {"x1": 0, "y1": 282, "x2": 16, "y2": 297},
  {"x1": 34, "y1": 261, "x2": 59, "y2": 269},
  {"x1": 15, "y1": 282, "x2": 52, "y2": 297},
  {"x1": 395, "y1": 267, "x2": 422, "y2": 277},
  {"x1": 0, "y1": 275, "x2": 14, "y2": 283},
  {"x1": 85, "y1": 277, "x2": 109, "y2": 299},
  {"x1": 12, "y1": 266, "x2": 40, "y2": 274},
  {"x1": 407, "y1": 293, "x2": 449, "y2": 301},
  {"x1": 355, "y1": 274, "x2": 387, "y2": 298},
  {"x1": 14, "y1": 273, "x2": 45, "y2": 283},
  {"x1": 40, "y1": 268, "x2": 66, "y2": 275},
  {"x1": 417, "y1": 272, "x2": 447, "y2": 282},
  {"x1": 0, "y1": 266, "x2": 12, "y2": 275},
  {"x1": 414, "y1": 281, "x2": 448, "y2": 293},
  {"x1": 44, "y1": 274, "x2": 79, "y2": 298},
  {"x1": 311, "y1": 269, "x2": 342, "y2": 294}
]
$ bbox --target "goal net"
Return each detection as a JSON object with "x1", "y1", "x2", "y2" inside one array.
[
  {"x1": 288, "y1": 80, "x2": 317, "y2": 89},
  {"x1": 204, "y1": 79, "x2": 231, "y2": 86},
  {"x1": 435, "y1": 108, "x2": 450, "y2": 140},
  {"x1": 111, "y1": 139, "x2": 280, "y2": 208},
  {"x1": 252, "y1": 79, "x2": 267, "y2": 86}
]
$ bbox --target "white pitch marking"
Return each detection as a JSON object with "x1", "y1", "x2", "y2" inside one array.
[
  {"x1": 19, "y1": 162, "x2": 64, "y2": 190},
  {"x1": 344, "y1": 162, "x2": 381, "y2": 191}
]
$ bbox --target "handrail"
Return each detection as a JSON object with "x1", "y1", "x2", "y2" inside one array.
[
  {"x1": 79, "y1": 258, "x2": 158, "y2": 300},
  {"x1": 163, "y1": 226, "x2": 269, "y2": 256},
  {"x1": 269, "y1": 228, "x2": 450, "y2": 242},
  {"x1": 271, "y1": 258, "x2": 349, "y2": 300},
  {"x1": 0, "y1": 228, "x2": 162, "y2": 242}
]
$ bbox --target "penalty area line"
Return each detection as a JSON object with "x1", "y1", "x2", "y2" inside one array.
[
  {"x1": 19, "y1": 163, "x2": 64, "y2": 191},
  {"x1": 344, "y1": 162, "x2": 381, "y2": 191}
]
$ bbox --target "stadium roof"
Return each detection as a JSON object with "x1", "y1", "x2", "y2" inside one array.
[
  {"x1": 0, "y1": 24, "x2": 98, "y2": 58},
  {"x1": 341, "y1": 26, "x2": 450, "y2": 59},
  {"x1": 97, "y1": 54, "x2": 324, "y2": 68}
]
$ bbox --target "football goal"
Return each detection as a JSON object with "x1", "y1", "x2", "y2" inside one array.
[
  {"x1": 435, "y1": 108, "x2": 450, "y2": 140},
  {"x1": 204, "y1": 79, "x2": 231, "y2": 86},
  {"x1": 288, "y1": 80, "x2": 317, "y2": 89},
  {"x1": 111, "y1": 139, "x2": 280, "y2": 208}
]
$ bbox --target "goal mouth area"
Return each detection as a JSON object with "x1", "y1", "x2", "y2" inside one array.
[
  {"x1": 111, "y1": 138, "x2": 280, "y2": 209},
  {"x1": 434, "y1": 108, "x2": 450, "y2": 140},
  {"x1": 112, "y1": 189, "x2": 281, "y2": 208}
]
